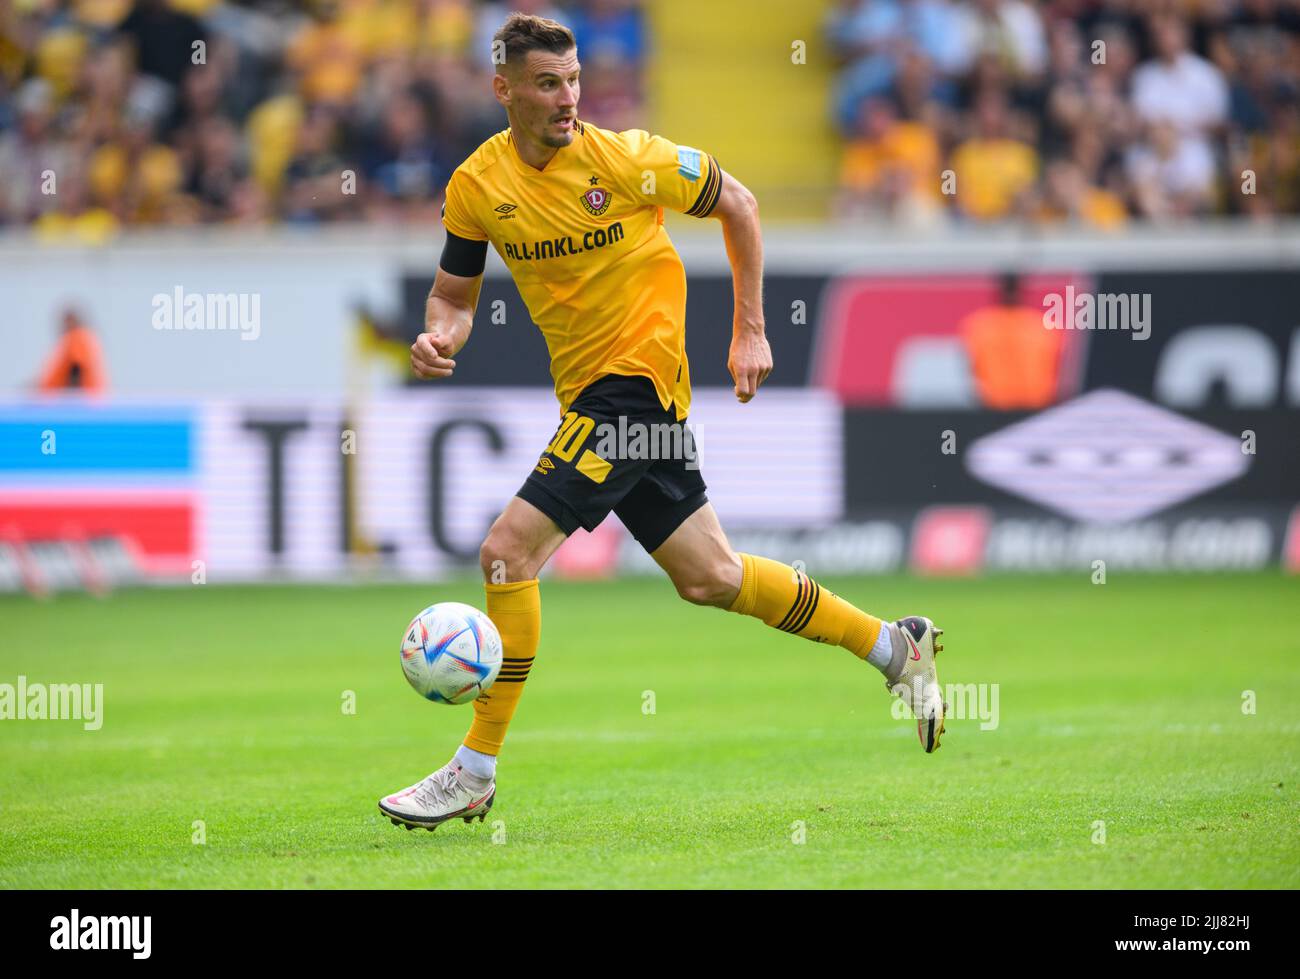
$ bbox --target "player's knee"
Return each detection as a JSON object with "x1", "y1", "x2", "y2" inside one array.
[
  {"x1": 672, "y1": 557, "x2": 741, "y2": 608},
  {"x1": 479, "y1": 526, "x2": 535, "y2": 582},
  {"x1": 675, "y1": 579, "x2": 724, "y2": 607}
]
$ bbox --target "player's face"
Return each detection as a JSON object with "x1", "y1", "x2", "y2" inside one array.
[{"x1": 507, "y1": 48, "x2": 581, "y2": 150}]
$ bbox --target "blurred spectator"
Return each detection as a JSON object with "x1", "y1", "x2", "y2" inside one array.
[
  {"x1": 961, "y1": 273, "x2": 1063, "y2": 410},
  {"x1": 828, "y1": 0, "x2": 970, "y2": 131},
  {"x1": 964, "y1": 0, "x2": 1047, "y2": 82},
  {"x1": 360, "y1": 91, "x2": 446, "y2": 222},
  {"x1": 837, "y1": 95, "x2": 943, "y2": 225},
  {"x1": 0, "y1": 79, "x2": 72, "y2": 224},
  {"x1": 1130, "y1": 12, "x2": 1228, "y2": 210},
  {"x1": 185, "y1": 115, "x2": 245, "y2": 219},
  {"x1": 568, "y1": 0, "x2": 644, "y2": 68},
  {"x1": 1126, "y1": 120, "x2": 1217, "y2": 218},
  {"x1": 37, "y1": 308, "x2": 108, "y2": 392},
  {"x1": 1034, "y1": 156, "x2": 1126, "y2": 230},
  {"x1": 119, "y1": 0, "x2": 206, "y2": 87},
  {"x1": 281, "y1": 105, "x2": 351, "y2": 223},
  {"x1": 567, "y1": 0, "x2": 645, "y2": 132},
  {"x1": 1131, "y1": 15, "x2": 1228, "y2": 139},
  {"x1": 286, "y1": 2, "x2": 366, "y2": 107},
  {"x1": 949, "y1": 89, "x2": 1038, "y2": 221}
]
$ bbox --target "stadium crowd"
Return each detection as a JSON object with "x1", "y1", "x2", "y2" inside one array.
[
  {"x1": 831, "y1": 0, "x2": 1300, "y2": 226},
  {"x1": 1, "y1": 1, "x2": 1297, "y2": 236},
  {"x1": 0, "y1": 0, "x2": 646, "y2": 238}
]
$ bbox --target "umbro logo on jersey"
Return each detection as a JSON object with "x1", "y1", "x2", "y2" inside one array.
[
  {"x1": 494, "y1": 203, "x2": 517, "y2": 214},
  {"x1": 581, "y1": 188, "x2": 612, "y2": 216},
  {"x1": 534, "y1": 457, "x2": 555, "y2": 475}
]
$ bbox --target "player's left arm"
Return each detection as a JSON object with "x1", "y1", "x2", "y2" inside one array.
[{"x1": 711, "y1": 169, "x2": 772, "y2": 404}]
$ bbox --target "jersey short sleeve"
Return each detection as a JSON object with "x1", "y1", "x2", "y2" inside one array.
[
  {"x1": 441, "y1": 169, "x2": 488, "y2": 241},
  {"x1": 616, "y1": 130, "x2": 722, "y2": 218}
]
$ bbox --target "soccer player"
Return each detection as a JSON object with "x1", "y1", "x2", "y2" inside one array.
[{"x1": 379, "y1": 14, "x2": 947, "y2": 830}]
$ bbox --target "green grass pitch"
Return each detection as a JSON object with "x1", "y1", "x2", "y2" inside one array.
[{"x1": 1, "y1": 572, "x2": 1297, "y2": 889}]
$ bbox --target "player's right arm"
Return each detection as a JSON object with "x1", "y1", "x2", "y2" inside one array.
[
  {"x1": 412, "y1": 267, "x2": 483, "y2": 379},
  {"x1": 413, "y1": 173, "x2": 489, "y2": 380}
]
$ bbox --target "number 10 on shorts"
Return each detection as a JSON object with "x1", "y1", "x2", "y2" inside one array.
[{"x1": 544, "y1": 411, "x2": 596, "y2": 463}]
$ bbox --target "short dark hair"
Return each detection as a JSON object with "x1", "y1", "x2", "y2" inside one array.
[{"x1": 493, "y1": 13, "x2": 576, "y2": 69}]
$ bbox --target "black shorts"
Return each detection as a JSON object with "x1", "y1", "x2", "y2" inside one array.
[{"x1": 516, "y1": 373, "x2": 708, "y2": 553}]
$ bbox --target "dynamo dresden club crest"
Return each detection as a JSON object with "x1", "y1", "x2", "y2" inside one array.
[{"x1": 581, "y1": 187, "x2": 612, "y2": 216}]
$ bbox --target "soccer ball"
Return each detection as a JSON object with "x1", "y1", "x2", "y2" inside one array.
[{"x1": 399, "y1": 602, "x2": 503, "y2": 704}]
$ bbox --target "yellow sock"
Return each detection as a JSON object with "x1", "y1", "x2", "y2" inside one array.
[
  {"x1": 727, "y1": 553, "x2": 884, "y2": 659},
  {"x1": 463, "y1": 579, "x2": 540, "y2": 755}
]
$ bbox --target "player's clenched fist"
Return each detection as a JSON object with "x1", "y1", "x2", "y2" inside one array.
[
  {"x1": 411, "y1": 331, "x2": 457, "y2": 379},
  {"x1": 727, "y1": 329, "x2": 773, "y2": 403}
]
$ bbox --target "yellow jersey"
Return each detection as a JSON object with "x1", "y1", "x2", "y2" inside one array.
[{"x1": 441, "y1": 120, "x2": 722, "y2": 421}]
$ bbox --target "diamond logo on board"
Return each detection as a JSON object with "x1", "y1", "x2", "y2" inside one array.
[{"x1": 965, "y1": 390, "x2": 1250, "y2": 523}]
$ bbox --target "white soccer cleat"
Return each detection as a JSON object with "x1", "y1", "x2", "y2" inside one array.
[
  {"x1": 378, "y1": 760, "x2": 495, "y2": 831},
  {"x1": 883, "y1": 616, "x2": 948, "y2": 753}
]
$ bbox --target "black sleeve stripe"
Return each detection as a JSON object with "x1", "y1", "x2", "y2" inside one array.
[
  {"x1": 439, "y1": 229, "x2": 489, "y2": 278},
  {"x1": 686, "y1": 154, "x2": 722, "y2": 217}
]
